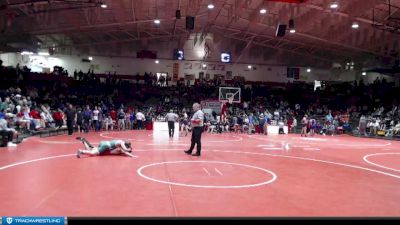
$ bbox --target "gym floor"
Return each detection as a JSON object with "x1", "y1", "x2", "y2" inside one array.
[{"x1": 1, "y1": 131, "x2": 399, "y2": 216}]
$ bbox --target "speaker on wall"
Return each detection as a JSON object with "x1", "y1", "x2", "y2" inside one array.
[
  {"x1": 186, "y1": 16, "x2": 195, "y2": 30},
  {"x1": 276, "y1": 24, "x2": 287, "y2": 37},
  {"x1": 176, "y1": 10, "x2": 181, "y2": 19}
]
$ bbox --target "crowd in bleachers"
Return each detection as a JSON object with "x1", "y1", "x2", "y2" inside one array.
[
  {"x1": 1, "y1": 59, "x2": 400, "y2": 147},
  {"x1": 197, "y1": 77, "x2": 400, "y2": 138}
]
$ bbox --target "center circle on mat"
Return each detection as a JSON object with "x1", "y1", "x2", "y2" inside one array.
[
  {"x1": 137, "y1": 161, "x2": 277, "y2": 188},
  {"x1": 363, "y1": 153, "x2": 400, "y2": 172}
]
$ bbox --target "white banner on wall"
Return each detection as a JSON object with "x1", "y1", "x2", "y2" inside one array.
[{"x1": 201, "y1": 100, "x2": 222, "y2": 114}]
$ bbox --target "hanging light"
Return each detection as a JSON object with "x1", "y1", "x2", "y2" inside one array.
[
  {"x1": 260, "y1": 8, "x2": 267, "y2": 14},
  {"x1": 330, "y1": 2, "x2": 338, "y2": 9}
]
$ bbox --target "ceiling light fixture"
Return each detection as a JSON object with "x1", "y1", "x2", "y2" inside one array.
[{"x1": 330, "y1": 2, "x2": 338, "y2": 9}]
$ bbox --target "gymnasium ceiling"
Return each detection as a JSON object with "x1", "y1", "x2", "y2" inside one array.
[{"x1": 1, "y1": 0, "x2": 400, "y2": 67}]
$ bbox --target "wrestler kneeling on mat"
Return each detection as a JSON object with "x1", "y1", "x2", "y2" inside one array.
[{"x1": 76, "y1": 137, "x2": 134, "y2": 158}]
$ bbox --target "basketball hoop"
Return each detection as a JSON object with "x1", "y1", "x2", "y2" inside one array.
[{"x1": 219, "y1": 87, "x2": 241, "y2": 104}]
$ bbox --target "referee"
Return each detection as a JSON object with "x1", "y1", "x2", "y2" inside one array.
[
  {"x1": 65, "y1": 103, "x2": 76, "y2": 135},
  {"x1": 166, "y1": 109, "x2": 179, "y2": 138},
  {"x1": 184, "y1": 103, "x2": 204, "y2": 156}
]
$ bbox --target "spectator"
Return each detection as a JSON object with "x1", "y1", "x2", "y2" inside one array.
[
  {"x1": 53, "y1": 108, "x2": 64, "y2": 129},
  {"x1": 136, "y1": 110, "x2": 145, "y2": 130},
  {"x1": 83, "y1": 106, "x2": 92, "y2": 132},
  {"x1": 0, "y1": 113, "x2": 18, "y2": 147},
  {"x1": 104, "y1": 115, "x2": 115, "y2": 131},
  {"x1": 76, "y1": 108, "x2": 83, "y2": 133},
  {"x1": 65, "y1": 103, "x2": 76, "y2": 135},
  {"x1": 117, "y1": 108, "x2": 126, "y2": 131}
]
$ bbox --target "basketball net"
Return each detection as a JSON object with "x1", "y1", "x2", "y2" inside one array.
[{"x1": 228, "y1": 96, "x2": 234, "y2": 104}]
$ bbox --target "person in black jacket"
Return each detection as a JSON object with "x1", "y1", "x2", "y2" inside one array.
[
  {"x1": 65, "y1": 103, "x2": 76, "y2": 135},
  {"x1": 76, "y1": 108, "x2": 83, "y2": 133}
]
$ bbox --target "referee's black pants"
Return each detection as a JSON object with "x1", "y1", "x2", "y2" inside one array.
[
  {"x1": 67, "y1": 119, "x2": 74, "y2": 135},
  {"x1": 168, "y1": 121, "x2": 175, "y2": 137},
  {"x1": 189, "y1": 126, "x2": 203, "y2": 153}
]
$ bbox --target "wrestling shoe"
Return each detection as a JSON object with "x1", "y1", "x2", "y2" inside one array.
[{"x1": 184, "y1": 150, "x2": 192, "y2": 155}]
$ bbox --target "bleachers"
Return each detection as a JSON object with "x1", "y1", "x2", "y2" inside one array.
[
  {"x1": 0, "y1": 132, "x2": 25, "y2": 147},
  {"x1": 32, "y1": 127, "x2": 68, "y2": 138}
]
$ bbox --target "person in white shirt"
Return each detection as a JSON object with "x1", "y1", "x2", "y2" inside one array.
[
  {"x1": 292, "y1": 117, "x2": 297, "y2": 133},
  {"x1": 367, "y1": 119, "x2": 374, "y2": 135},
  {"x1": 274, "y1": 110, "x2": 280, "y2": 121},
  {"x1": 207, "y1": 121, "x2": 216, "y2": 133},
  {"x1": 278, "y1": 120, "x2": 285, "y2": 134},
  {"x1": 117, "y1": 108, "x2": 126, "y2": 131},
  {"x1": 372, "y1": 119, "x2": 380, "y2": 135},
  {"x1": 242, "y1": 115, "x2": 250, "y2": 133},
  {"x1": 243, "y1": 101, "x2": 248, "y2": 110},
  {"x1": 393, "y1": 122, "x2": 400, "y2": 135},
  {"x1": 136, "y1": 111, "x2": 145, "y2": 130},
  {"x1": 40, "y1": 105, "x2": 54, "y2": 128},
  {"x1": 104, "y1": 115, "x2": 114, "y2": 131},
  {"x1": 165, "y1": 109, "x2": 179, "y2": 138},
  {"x1": 385, "y1": 120, "x2": 397, "y2": 137},
  {"x1": 359, "y1": 115, "x2": 367, "y2": 135},
  {"x1": 125, "y1": 111, "x2": 132, "y2": 130},
  {"x1": 92, "y1": 106, "x2": 100, "y2": 131},
  {"x1": 184, "y1": 103, "x2": 204, "y2": 156},
  {"x1": 0, "y1": 114, "x2": 18, "y2": 147},
  {"x1": 180, "y1": 112, "x2": 190, "y2": 136}
]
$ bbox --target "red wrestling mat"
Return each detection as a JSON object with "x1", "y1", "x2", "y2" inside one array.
[{"x1": 1, "y1": 131, "x2": 399, "y2": 216}]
